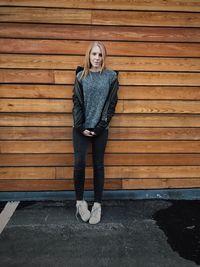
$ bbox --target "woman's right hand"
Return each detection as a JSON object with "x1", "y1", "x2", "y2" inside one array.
[{"x1": 82, "y1": 129, "x2": 93, "y2": 137}]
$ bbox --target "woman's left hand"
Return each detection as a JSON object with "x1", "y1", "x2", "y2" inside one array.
[{"x1": 90, "y1": 131, "x2": 96, "y2": 136}]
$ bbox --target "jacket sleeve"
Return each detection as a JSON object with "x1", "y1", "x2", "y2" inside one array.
[
  {"x1": 93, "y1": 75, "x2": 119, "y2": 136},
  {"x1": 72, "y1": 77, "x2": 85, "y2": 133}
]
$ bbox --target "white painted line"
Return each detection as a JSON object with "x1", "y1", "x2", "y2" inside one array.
[{"x1": 0, "y1": 201, "x2": 20, "y2": 234}]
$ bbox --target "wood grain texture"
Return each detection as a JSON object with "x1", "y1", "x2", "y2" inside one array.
[
  {"x1": 55, "y1": 71, "x2": 200, "y2": 86},
  {"x1": 0, "y1": 7, "x2": 199, "y2": 27},
  {"x1": 1, "y1": 39, "x2": 200, "y2": 57},
  {"x1": 1, "y1": 140, "x2": 200, "y2": 153},
  {"x1": 0, "y1": 113, "x2": 72, "y2": 127},
  {"x1": 122, "y1": 179, "x2": 200, "y2": 189},
  {"x1": 0, "y1": 127, "x2": 71, "y2": 140},
  {"x1": 0, "y1": 99, "x2": 72, "y2": 113},
  {"x1": 0, "y1": 180, "x2": 75, "y2": 191},
  {"x1": 2, "y1": 178, "x2": 200, "y2": 191},
  {"x1": 107, "y1": 128, "x2": 200, "y2": 140},
  {"x1": 1, "y1": 99, "x2": 200, "y2": 114},
  {"x1": 1, "y1": 85, "x2": 200, "y2": 100},
  {"x1": 106, "y1": 141, "x2": 200, "y2": 153},
  {"x1": 1, "y1": 54, "x2": 200, "y2": 71},
  {"x1": 56, "y1": 166, "x2": 200, "y2": 179},
  {"x1": 0, "y1": 69, "x2": 54, "y2": 84},
  {"x1": 1, "y1": 0, "x2": 200, "y2": 12},
  {"x1": 0, "y1": 84, "x2": 71, "y2": 99},
  {"x1": 119, "y1": 72, "x2": 200, "y2": 86},
  {"x1": 1, "y1": 166, "x2": 200, "y2": 179},
  {"x1": 1, "y1": 113, "x2": 200, "y2": 127},
  {"x1": 1, "y1": 69, "x2": 200, "y2": 86},
  {"x1": 1, "y1": 127, "x2": 200, "y2": 140},
  {"x1": 1, "y1": 154, "x2": 200, "y2": 167},
  {"x1": 0, "y1": 154, "x2": 71, "y2": 167},
  {"x1": 0, "y1": 167, "x2": 56, "y2": 179},
  {"x1": 1, "y1": 1, "x2": 200, "y2": 192},
  {"x1": 1, "y1": 23, "x2": 200, "y2": 42},
  {"x1": 93, "y1": 10, "x2": 200, "y2": 27},
  {"x1": 122, "y1": 100, "x2": 200, "y2": 114},
  {"x1": 0, "y1": 179, "x2": 122, "y2": 191},
  {"x1": 0, "y1": 7, "x2": 92, "y2": 24},
  {"x1": 112, "y1": 114, "x2": 200, "y2": 127},
  {"x1": 118, "y1": 86, "x2": 200, "y2": 100}
]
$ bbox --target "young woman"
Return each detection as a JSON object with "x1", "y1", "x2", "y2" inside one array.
[{"x1": 72, "y1": 41, "x2": 119, "y2": 224}]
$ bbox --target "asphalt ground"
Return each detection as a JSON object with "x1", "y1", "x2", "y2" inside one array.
[{"x1": 0, "y1": 200, "x2": 200, "y2": 267}]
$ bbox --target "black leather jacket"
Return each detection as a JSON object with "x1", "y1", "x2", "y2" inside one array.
[{"x1": 72, "y1": 66, "x2": 119, "y2": 135}]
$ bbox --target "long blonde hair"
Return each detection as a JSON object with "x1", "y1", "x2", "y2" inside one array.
[{"x1": 80, "y1": 41, "x2": 107, "y2": 79}]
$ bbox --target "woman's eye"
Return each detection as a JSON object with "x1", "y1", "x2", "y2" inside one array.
[{"x1": 92, "y1": 52, "x2": 102, "y2": 57}]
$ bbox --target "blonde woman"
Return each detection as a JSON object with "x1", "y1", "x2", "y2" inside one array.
[{"x1": 72, "y1": 41, "x2": 119, "y2": 224}]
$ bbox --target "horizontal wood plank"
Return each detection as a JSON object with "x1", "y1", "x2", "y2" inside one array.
[
  {"x1": 106, "y1": 141, "x2": 200, "y2": 153},
  {"x1": 119, "y1": 72, "x2": 200, "y2": 86},
  {"x1": 1, "y1": 54, "x2": 200, "y2": 71},
  {"x1": 118, "y1": 86, "x2": 200, "y2": 100},
  {"x1": 0, "y1": 179, "x2": 75, "y2": 191},
  {"x1": 108, "y1": 128, "x2": 200, "y2": 140},
  {"x1": 1, "y1": 85, "x2": 200, "y2": 100},
  {"x1": 0, "y1": 179, "x2": 122, "y2": 191},
  {"x1": 54, "y1": 71, "x2": 200, "y2": 86},
  {"x1": 1, "y1": 127, "x2": 200, "y2": 140},
  {"x1": 1, "y1": 177, "x2": 200, "y2": 191},
  {"x1": 0, "y1": 154, "x2": 71, "y2": 166},
  {"x1": 1, "y1": 23, "x2": 199, "y2": 42},
  {"x1": 0, "y1": 84, "x2": 71, "y2": 99},
  {"x1": 57, "y1": 71, "x2": 200, "y2": 86},
  {"x1": 57, "y1": 166, "x2": 200, "y2": 179},
  {"x1": 122, "y1": 100, "x2": 200, "y2": 114},
  {"x1": 123, "y1": 178, "x2": 200, "y2": 189},
  {"x1": 0, "y1": 69, "x2": 55, "y2": 84},
  {"x1": 0, "y1": 113, "x2": 72, "y2": 126},
  {"x1": 2, "y1": 99, "x2": 200, "y2": 114},
  {"x1": 0, "y1": 167, "x2": 56, "y2": 179},
  {"x1": 0, "y1": 127, "x2": 72, "y2": 140},
  {"x1": 0, "y1": 7, "x2": 199, "y2": 27},
  {"x1": 1, "y1": 113, "x2": 200, "y2": 127},
  {"x1": 1, "y1": 153, "x2": 200, "y2": 167},
  {"x1": 1, "y1": 140, "x2": 200, "y2": 153},
  {"x1": 110, "y1": 57, "x2": 200, "y2": 72},
  {"x1": 1, "y1": 166, "x2": 200, "y2": 179},
  {"x1": 1, "y1": 39, "x2": 200, "y2": 57},
  {"x1": 93, "y1": 10, "x2": 200, "y2": 27},
  {"x1": 1, "y1": 0, "x2": 200, "y2": 12},
  {"x1": 0, "y1": 99, "x2": 73, "y2": 113},
  {"x1": 113, "y1": 114, "x2": 200, "y2": 127},
  {"x1": 2, "y1": 70, "x2": 200, "y2": 86},
  {"x1": 0, "y1": 7, "x2": 92, "y2": 24},
  {"x1": 0, "y1": 69, "x2": 200, "y2": 86}
]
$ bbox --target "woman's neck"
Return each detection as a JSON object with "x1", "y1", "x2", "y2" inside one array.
[{"x1": 90, "y1": 67, "x2": 101, "y2": 72}]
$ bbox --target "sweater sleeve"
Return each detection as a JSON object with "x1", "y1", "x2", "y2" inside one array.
[
  {"x1": 93, "y1": 74, "x2": 119, "y2": 136},
  {"x1": 72, "y1": 76, "x2": 85, "y2": 133}
]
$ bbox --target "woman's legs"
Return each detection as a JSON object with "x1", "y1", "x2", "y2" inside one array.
[
  {"x1": 73, "y1": 128, "x2": 89, "y2": 200},
  {"x1": 73, "y1": 128, "x2": 108, "y2": 202},
  {"x1": 92, "y1": 129, "x2": 108, "y2": 203}
]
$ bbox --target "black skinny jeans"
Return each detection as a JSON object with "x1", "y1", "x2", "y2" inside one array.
[{"x1": 73, "y1": 127, "x2": 108, "y2": 203}]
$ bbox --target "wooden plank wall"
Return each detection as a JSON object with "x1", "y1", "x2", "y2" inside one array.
[{"x1": 0, "y1": 0, "x2": 200, "y2": 192}]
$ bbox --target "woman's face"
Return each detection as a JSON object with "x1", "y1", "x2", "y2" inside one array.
[{"x1": 89, "y1": 45, "x2": 103, "y2": 69}]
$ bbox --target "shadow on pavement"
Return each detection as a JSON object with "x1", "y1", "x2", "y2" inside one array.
[
  {"x1": 0, "y1": 200, "x2": 199, "y2": 267},
  {"x1": 153, "y1": 200, "x2": 200, "y2": 265}
]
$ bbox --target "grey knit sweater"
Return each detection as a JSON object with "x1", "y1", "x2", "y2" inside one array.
[{"x1": 77, "y1": 69, "x2": 117, "y2": 129}]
